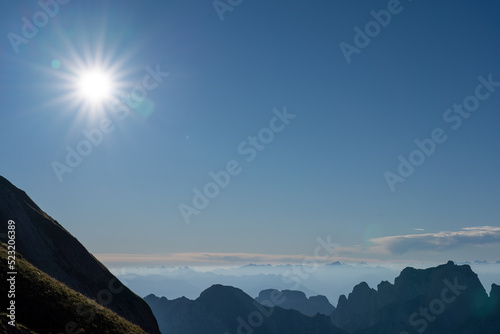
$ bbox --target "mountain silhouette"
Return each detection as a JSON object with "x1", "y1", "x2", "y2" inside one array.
[
  {"x1": 0, "y1": 175, "x2": 160, "y2": 334},
  {"x1": 146, "y1": 262, "x2": 500, "y2": 334},
  {"x1": 330, "y1": 261, "x2": 500, "y2": 334},
  {"x1": 145, "y1": 284, "x2": 347, "y2": 334}
]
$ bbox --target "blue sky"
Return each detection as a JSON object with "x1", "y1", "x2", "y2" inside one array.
[{"x1": 1, "y1": 0, "x2": 500, "y2": 265}]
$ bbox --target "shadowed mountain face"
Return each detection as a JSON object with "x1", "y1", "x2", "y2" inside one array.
[
  {"x1": 145, "y1": 285, "x2": 348, "y2": 334},
  {"x1": 330, "y1": 261, "x2": 500, "y2": 334},
  {"x1": 0, "y1": 176, "x2": 160, "y2": 334},
  {"x1": 255, "y1": 289, "x2": 335, "y2": 316}
]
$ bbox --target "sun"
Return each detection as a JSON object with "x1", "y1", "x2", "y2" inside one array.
[
  {"x1": 77, "y1": 69, "x2": 113, "y2": 103},
  {"x1": 40, "y1": 26, "x2": 132, "y2": 119},
  {"x1": 43, "y1": 57, "x2": 124, "y2": 119}
]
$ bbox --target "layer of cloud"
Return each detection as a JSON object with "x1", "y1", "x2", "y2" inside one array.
[{"x1": 369, "y1": 226, "x2": 500, "y2": 255}]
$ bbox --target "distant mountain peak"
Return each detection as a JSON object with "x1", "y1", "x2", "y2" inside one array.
[
  {"x1": 328, "y1": 261, "x2": 344, "y2": 266},
  {"x1": 198, "y1": 284, "x2": 252, "y2": 306},
  {"x1": 256, "y1": 288, "x2": 335, "y2": 317}
]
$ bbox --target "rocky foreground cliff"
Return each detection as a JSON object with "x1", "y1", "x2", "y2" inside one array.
[{"x1": 0, "y1": 175, "x2": 160, "y2": 334}]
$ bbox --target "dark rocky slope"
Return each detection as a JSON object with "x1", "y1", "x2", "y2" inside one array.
[
  {"x1": 0, "y1": 175, "x2": 160, "y2": 334},
  {"x1": 0, "y1": 244, "x2": 147, "y2": 334}
]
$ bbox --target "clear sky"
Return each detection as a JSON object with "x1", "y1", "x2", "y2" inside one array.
[{"x1": 1, "y1": 0, "x2": 500, "y2": 266}]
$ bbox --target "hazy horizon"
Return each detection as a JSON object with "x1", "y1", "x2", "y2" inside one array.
[{"x1": 104, "y1": 260, "x2": 500, "y2": 305}]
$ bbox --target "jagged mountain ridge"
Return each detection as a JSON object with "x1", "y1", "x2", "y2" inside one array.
[
  {"x1": 146, "y1": 262, "x2": 500, "y2": 334},
  {"x1": 331, "y1": 261, "x2": 500, "y2": 334},
  {"x1": 0, "y1": 175, "x2": 160, "y2": 334}
]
